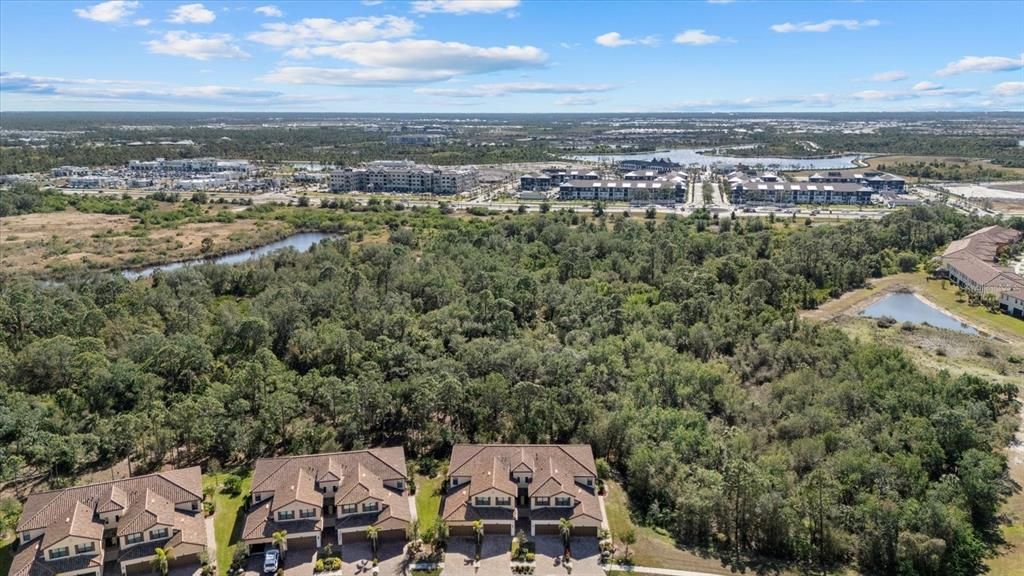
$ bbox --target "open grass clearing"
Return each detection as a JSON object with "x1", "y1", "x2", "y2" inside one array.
[
  {"x1": 203, "y1": 470, "x2": 252, "y2": 576},
  {"x1": 414, "y1": 474, "x2": 443, "y2": 535}
]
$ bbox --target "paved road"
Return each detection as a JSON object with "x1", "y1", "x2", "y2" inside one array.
[{"x1": 604, "y1": 565, "x2": 727, "y2": 576}]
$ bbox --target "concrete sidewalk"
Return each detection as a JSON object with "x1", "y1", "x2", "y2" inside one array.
[{"x1": 604, "y1": 564, "x2": 724, "y2": 576}]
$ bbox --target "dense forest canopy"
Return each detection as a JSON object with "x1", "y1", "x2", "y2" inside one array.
[{"x1": 0, "y1": 205, "x2": 1019, "y2": 574}]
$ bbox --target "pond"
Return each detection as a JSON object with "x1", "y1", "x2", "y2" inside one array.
[
  {"x1": 860, "y1": 292, "x2": 978, "y2": 335},
  {"x1": 122, "y1": 232, "x2": 336, "y2": 280},
  {"x1": 573, "y1": 148, "x2": 863, "y2": 170}
]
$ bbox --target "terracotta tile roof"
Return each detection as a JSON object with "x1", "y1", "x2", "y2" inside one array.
[
  {"x1": 444, "y1": 444, "x2": 601, "y2": 526},
  {"x1": 117, "y1": 489, "x2": 178, "y2": 536},
  {"x1": 18, "y1": 467, "x2": 203, "y2": 533},
  {"x1": 270, "y1": 468, "x2": 321, "y2": 512},
  {"x1": 10, "y1": 538, "x2": 104, "y2": 576},
  {"x1": 251, "y1": 448, "x2": 406, "y2": 494},
  {"x1": 241, "y1": 500, "x2": 323, "y2": 541},
  {"x1": 942, "y1": 225, "x2": 1022, "y2": 261},
  {"x1": 39, "y1": 501, "x2": 103, "y2": 549}
]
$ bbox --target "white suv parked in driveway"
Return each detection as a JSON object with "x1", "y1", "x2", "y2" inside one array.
[{"x1": 263, "y1": 549, "x2": 280, "y2": 574}]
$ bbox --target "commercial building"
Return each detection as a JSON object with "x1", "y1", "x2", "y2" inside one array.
[
  {"x1": 386, "y1": 133, "x2": 446, "y2": 146},
  {"x1": 12, "y1": 468, "x2": 207, "y2": 576},
  {"x1": 51, "y1": 166, "x2": 91, "y2": 177},
  {"x1": 618, "y1": 158, "x2": 681, "y2": 173},
  {"x1": 940, "y1": 225, "x2": 1024, "y2": 317},
  {"x1": 808, "y1": 169, "x2": 905, "y2": 193},
  {"x1": 729, "y1": 172, "x2": 874, "y2": 205},
  {"x1": 558, "y1": 173, "x2": 687, "y2": 205},
  {"x1": 441, "y1": 444, "x2": 603, "y2": 537},
  {"x1": 242, "y1": 448, "x2": 412, "y2": 552},
  {"x1": 330, "y1": 161, "x2": 477, "y2": 195},
  {"x1": 128, "y1": 158, "x2": 251, "y2": 175}
]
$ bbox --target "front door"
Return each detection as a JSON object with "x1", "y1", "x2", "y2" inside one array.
[{"x1": 517, "y1": 487, "x2": 528, "y2": 507}]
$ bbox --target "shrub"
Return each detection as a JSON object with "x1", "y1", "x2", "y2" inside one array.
[
  {"x1": 222, "y1": 475, "x2": 242, "y2": 495},
  {"x1": 876, "y1": 316, "x2": 897, "y2": 328},
  {"x1": 315, "y1": 560, "x2": 325, "y2": 573}
]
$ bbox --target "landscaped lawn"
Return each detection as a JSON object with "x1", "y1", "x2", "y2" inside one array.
[
  {"x1": 203, "y1": 470, "x2": 253, "y2": 576},
  {"x1": 415, "y1": 474, "x2": 443, "y2": 535}
]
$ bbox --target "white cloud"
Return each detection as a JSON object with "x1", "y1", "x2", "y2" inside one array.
[
  {"x1": 662, "y1": 94, "x2": 836, "y2": 111},
  {"x1": 248, "y1": 16, "x2": 417, "y2": 48},
  {"x1": 993, "y1": 81, "x2": 1024, "y2": 97},
  {"x1": 912, "y1": 81, "x2": 941, "y2": 91},
  {"x1": 261, "y1": 40, "x2": 546, "y2": 85},
  {"x1": 0, "y1": 72, "x2": 336, "y2": 107},
  {"x1": 414, "y1": 82, "x2": 616, "y2": 97},
  {"x1": 673, "y1": 29, "x2": 724, "y2": 46},
  {"x1": 707, "y1": 0, "x2": 734, "y2": 3},
  {"x1": 362, "y1": 0, "x2": 384, "y2": 4},
  {"x1": 254, "y1": 5, "x2": 283, "y2": 18},
  {"x1": 771, "y1": 19, "x2": 880, "y2": 33},
  {"x1": 133, "y1": 18, "x2": 152, "y2": 26},
  {"x1": 555, "y1": 96, "x2": 602, "y2": 106},
  {"x1": 935, "y1": 54, "x2": 1024, "y2": 76},
  {"x1": 167, "y1": 3, "x2": 216, "y2": 24},
  {"x1": 559, "y1": 42, "x2": 580, "y2": 49},
  {"x1": 595, "y1": 32, "x2": 659, "y2": 48},
  {"x1": 870, "y1": 70, "x2": 907, "y2": 82},
  {"x1": 73, "y1": 1, "x2": 139, "y2": 23},
  {"x1": 146, "y1": 31, "x2": 249, "y2": 60},
  {"x1": 852, "y1": 87, "x2": 977, "y2": 101},
  {"x1": 411, "y1": 0, "x2": 519, "y2": 14}
]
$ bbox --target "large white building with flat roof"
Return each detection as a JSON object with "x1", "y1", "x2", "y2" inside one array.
[{"x1": 330, "y1": 161, "x2": 477, "y2": 195}]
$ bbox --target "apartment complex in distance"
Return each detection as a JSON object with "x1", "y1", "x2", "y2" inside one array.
[
  {"x1": 441, "y1": 444, "x2": 604, "y2": 537},
  {"x1": 808, "y1": 169, "x2": 905, "y2": 193},
  {"x1": 12, "y1": 468, "x2": 207, "y2": 576},
  {"x1": 242, "y1": 448, "x2": 413, "y2": 552},
  {"x1": 330, "y1": 161, "x2": 477, "y2": 195},
  {"x1": 939, "y1": 225, "x2": 1024, "y2": 318},
  {"x1": 386, "y1": 133, "x2": 446, "y2": 146},
  {"x1": 729, "y1": 171, "x2": 875, "y2": 205}
]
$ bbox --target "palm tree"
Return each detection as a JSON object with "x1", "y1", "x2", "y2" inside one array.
[
  {"x1": 559, "y1": 518, "x2": 573, "y2": 556},
  {"x1": 151, "y1": 546, "x2": 174, "y2": 576},
  {"x1": 434, "y1": 520, "x2": 449, "y2": 551},
  {"x1": 366, "y1": 526, "x2": 380, "y2": 562},
  {"x1": 272, "y1": 530, "x2": 288, "y2": 556},
  {"x1": 471, "y1": 519, "x2": 484, "y2": 560}
]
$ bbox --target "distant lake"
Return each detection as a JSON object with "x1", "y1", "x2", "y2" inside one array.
[
  {"x1": 123, "y1": 232, "x2": 335, "y2": 280},
  {"x1": 573, "y1": 148, "x2": 863, "y2": 170},
  {"x1": 860, "y1": 292, "x2": 978, "y2": 334}
]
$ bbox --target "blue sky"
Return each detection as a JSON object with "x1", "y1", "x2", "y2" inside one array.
[{"x1": 1, "y1": 0, "x2": 1022, "y2": 112}]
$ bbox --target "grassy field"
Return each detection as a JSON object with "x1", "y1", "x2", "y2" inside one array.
[
  {"x1": 204, "y1": 470, "x2": 253, "y2": 576},
  {"x1": 0, "y1": 535, "x2": 13, "y2": 576},
  {"x1": 414, "y1": 474, "x2": 444, "y2": 535},
  {"x1": 0, "y1": 208, "x2": 290, "y2": 277},
  {"x1": 865, "y1": 155, "x2": 1024, "y2": 181}
]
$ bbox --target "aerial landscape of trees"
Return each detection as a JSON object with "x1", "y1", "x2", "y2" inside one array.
[{"x1": 0, "y1": 205, "x2": 1019, "y2": 574}]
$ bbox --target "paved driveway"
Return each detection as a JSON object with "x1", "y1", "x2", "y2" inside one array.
[
  {"x1": 342, "y1": 540, "x2": 406, "y2": 576},
  {"x1": 243, "y1": 548, "x2": 315, "y2": 576},
  {"x1": 534, "y1": 536, "x2": 602, "y2": 576},
  {"x1": 444, "y1": 536, "x2": 512, "y2": 576}
]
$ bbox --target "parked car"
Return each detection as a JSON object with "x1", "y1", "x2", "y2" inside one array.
[{"x1": 264, "y1": 549, "x2": 280, "y2": 574}]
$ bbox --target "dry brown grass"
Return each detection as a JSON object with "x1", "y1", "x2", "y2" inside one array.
[{"x1": 0, "y1": 209, "x2": 289, "y2": 276}]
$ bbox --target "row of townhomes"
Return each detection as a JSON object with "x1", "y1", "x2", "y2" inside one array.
[
  {"x1": 807, "y1": 169, "x2": 906, "y2": 193},
  {"x1": 12, "y1": 445, "x2": 603, "y2": 576},
  {"x1": 13, "y1": 468, "x2": 206, "y2": 576},
  {"x1": 329, "y1": 160, "x2": 477, "y2": 195},
  {"x1": 939, "y1": 225, "x2": 1024, "y2": 318}
]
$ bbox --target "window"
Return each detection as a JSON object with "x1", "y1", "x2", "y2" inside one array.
[
  {"x1": 278, "y1": 510, "x2": 295, "y2": 521},
  {"x1": 192, "y1": 502, "x2": 199, "y2": 511},
  {"x1": 495, "y1": 497, "x2": 512, "y2": 507},
  {"x1": 555, "y1": 497, "x2": 571, "y2": 507},
  {"x1": 49, "y1": 547, "x2": 69, "y2": 560},
  {"x1": 395, "y1": 481, "x2": 404, "y2": 489},
  {"x1": 332, "y1": 486, "x2": 337, "y2": 493},
  {"x1": 125, "y1": 533, "x2": 144, "y2": 545},
  {"x1": 254, "y1": 494, "x2": 262, "y2": 503},
  {"x1": 474, "y1": 497, "x2": 491, "y2": 506},
  {"x1": 341, "y1": 504, "x2": 357, "y2": 515},
  {"x1": 75, "y1": 542, "x2": 96, "y2": 554},
  {"x1": 586, "y1": 479, "x2": 593, "y2": 487},
  {"x1": 362, "y1": 501, "x2": 379, "y2": 512},
  {"x1": 22, "y1": 533, "x2": 31, "y2": 543},
  {"x1": 150, "y1": 528, "x2": 169, "y2": 540},
  {"x1": 300, "y1": 509, "x2": 317, "y2": 519},
  {"x1": 534, "y1": 497, "x2": 550, "y2": 506}
]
